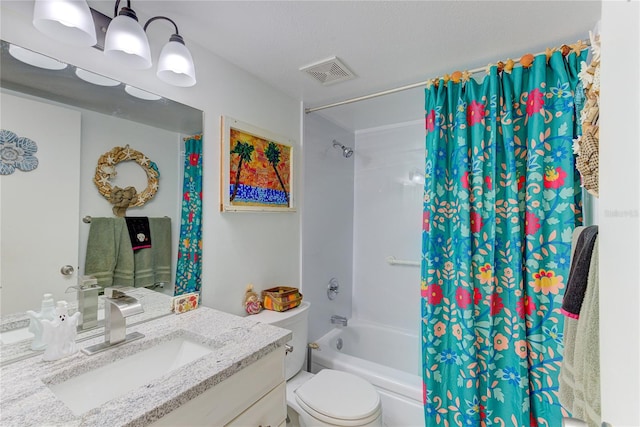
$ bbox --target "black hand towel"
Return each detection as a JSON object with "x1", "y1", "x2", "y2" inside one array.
[
  {"x1": 561, "y1": 225, "x2": 598, "y2": 318},
  {"x1": 125, "y1": 216, "x2": 152, "y2": 251}
]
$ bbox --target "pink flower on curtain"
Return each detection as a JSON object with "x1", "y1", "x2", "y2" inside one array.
[
  {"x1": 525, "y1": 211, "x2": 541, "y2": 235},
  {"x1": 455, "y1": 288, "x2": 472, "y2": 309},
  {"x1": 470, "y1": 211, "x2": 483, "y2": 233},
  {"x1": 461, "y1": 171, "x2": 471, "y2": 189},
  {"x1": 423, "y1": 283, "x2": 443, "y2": 305},
  {"x1": 543, "y1": 166, "x2": 567, "y2": 189},
  {"x1": 189, "y1": 153, "x2": 199, "y2": 166},
  {"x1": 423, "y1": 211, "x2": 431, "y2": 232},
  {"x1": 516, "y1": 295, "x2": 536, "y2": 318},
  {"x1": 489, "y1": 294, "x2": 504, "y2": 315},
  {"x1": 531, "y1": 269, "x2": 564, "y2": 295},
  {"x1": 467, "y1": 100, "x2": 485, "y2": 125},
  {"x1": 526, "y1": 88, "x2": 545, "y2": 116},
  {"x1": 426, "y1": 110, "x2": 436, "y2": 132},
  {"x1": 484, "y1": 176, "x2": 493, "y2": 190},
  {"x1": 183, "y1": 192, "x2": 190, "y2": 202},
  {"x1": 473, "y1": 288, "x2": 483, "y2": 305}
]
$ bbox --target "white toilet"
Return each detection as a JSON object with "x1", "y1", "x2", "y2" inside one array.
[{"x1": 253, "y1": 301, "x2": 383, "y2": 427}]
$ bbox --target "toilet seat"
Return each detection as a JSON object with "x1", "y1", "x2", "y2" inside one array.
[{"x1": 294, "y1": 369, "x2": 381, "y2": 426}]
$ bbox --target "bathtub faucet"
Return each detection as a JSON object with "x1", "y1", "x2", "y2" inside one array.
[{"x1": 330, "y1": 315, "x2": 348, "y2": 326}]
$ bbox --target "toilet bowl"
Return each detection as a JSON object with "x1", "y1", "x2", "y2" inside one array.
[{"x1": 252, "y1": 302, "x2": 383, "y2": 427}]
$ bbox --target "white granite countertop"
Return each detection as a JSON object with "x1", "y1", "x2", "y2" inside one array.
[{"x1": 0, "y1": 306, "x2": 291, "y2": 427}]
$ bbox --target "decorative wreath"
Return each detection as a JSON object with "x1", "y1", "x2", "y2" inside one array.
[{"x1": 93, "y1": 145, "x2": 159, "y2": 215}]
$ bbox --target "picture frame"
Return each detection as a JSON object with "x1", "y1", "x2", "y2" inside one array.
[{"x1": 220, "y1": 116, "x2": 295, "y2": 212}]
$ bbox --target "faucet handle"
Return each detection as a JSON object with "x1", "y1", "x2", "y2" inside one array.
[{"x1": 104, "y1": 288, "x2": 126, "y2": 298}]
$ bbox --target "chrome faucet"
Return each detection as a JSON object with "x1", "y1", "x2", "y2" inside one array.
[
  {"x1": 330, "y1": 315, "x2": 348, "y2": 326},
  {"x1": 82, "y1": 288, "x2": 145, "y2": 355}
]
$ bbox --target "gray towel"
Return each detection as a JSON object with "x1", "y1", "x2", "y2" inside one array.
[
  {"x1": 133, "y1": 217, "x2": 171, "y2": 288},
  {"x1": 562, "y1": 225, "x2": 598, "y2": 318},
  {"x1": 559, "y1": 227, "x2": 585, "y2": 412},
  {"x1": 572, "y1": 236, "x2": 600, "y2": 427}
]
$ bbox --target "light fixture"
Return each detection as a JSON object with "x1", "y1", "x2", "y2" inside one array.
[
  {"x1": 144, "y1": 16, "x2": 196, "y2": 87},
  {"x1": 8, "y1": 44, "x2": 68, "y2": 70},
  {"x1": 32, "y1": 0, "x2": 97, "y2": 47},
  {"x1": 104, "y1": 0, "x2": 152, "y2": 70}
]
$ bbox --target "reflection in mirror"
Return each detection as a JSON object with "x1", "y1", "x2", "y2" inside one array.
[{"x1": 0, "y1": 41, "x2": 203, "y2": 364}]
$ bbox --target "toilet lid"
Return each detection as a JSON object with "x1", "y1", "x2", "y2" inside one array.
[{"x1": 294, "y1": 369, "x2": 381, "y2": 423}]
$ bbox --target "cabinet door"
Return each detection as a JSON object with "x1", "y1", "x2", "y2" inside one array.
[
  {"x1": 0, "y1": 92, "x2": 80, "y2": 315},
  {"x1": 226, "y1": 382, "x2": 286, "y2": 427}
]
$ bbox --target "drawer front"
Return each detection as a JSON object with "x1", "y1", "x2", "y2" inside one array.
[{"x1": 226, "y1": 381, "x2": 286, "y2": 427}]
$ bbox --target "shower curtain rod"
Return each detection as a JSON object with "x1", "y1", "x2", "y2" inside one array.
[{"x1": 305, "y1": 39, "x2": 591, "y2": 114}]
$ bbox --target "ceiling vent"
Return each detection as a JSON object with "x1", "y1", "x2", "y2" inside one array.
[{"x1": 300, "y1": 57, "x2": 356, "y2": 86}]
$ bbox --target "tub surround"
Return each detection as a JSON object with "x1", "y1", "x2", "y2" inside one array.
[{"x1": 0, "y1": 305, "x2": 291, "y2": 426}]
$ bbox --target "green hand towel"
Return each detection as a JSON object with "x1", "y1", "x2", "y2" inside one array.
[{"x1": 84, "y1": 218, "x2": 134, "y2": 288}]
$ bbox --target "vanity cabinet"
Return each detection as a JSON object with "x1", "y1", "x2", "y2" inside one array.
[{"x1": 150, "y1": 347, "x2": 286, "y2": 427}]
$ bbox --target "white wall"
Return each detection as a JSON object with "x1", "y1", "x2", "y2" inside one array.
[
  {"x1": 302, "y1": 114, "x2": 354, "y2": 341},
  {"x1": 0, "y1": 1, "x2": 300, "y2": 317},
  {"x1": 352, "y1": 121, "x2": 424, "y2": 334},
  {"x1": 598, "y1": 2, "x2": 640, "y2": 425}
]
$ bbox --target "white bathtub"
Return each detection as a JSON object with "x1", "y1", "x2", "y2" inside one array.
[{"x1": 310, "y1": 321, "x2": 424, "y2": 427}]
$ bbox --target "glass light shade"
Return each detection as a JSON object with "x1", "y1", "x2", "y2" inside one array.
[
  {"x1": 32, "y1": 0, "x2": 97, "y2": 47},
  {"x1": 104, "y1": 14, "x2": 152, "y2": 70},
  {"x1": 8, "y1": 44, "x2": 68, "y2": 70},
  {"x1": 156, "y1": 40, "x2": 196, "y2": 87}
]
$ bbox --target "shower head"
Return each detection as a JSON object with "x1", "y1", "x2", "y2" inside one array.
[{"x1": 332, "y1": 140, "x2": 354, "y2": 158}]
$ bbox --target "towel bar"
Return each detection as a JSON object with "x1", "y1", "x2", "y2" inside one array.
[{"x1": 83, "y1": 215, "x2": 169, "y2": 223}]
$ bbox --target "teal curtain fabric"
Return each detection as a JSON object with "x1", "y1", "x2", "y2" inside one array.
[
  {"x1": 421, "y1": 50, "x2": 586, "y2": 426},
  {"x1": 175, "y1": 135, "x2": 203, "y2": 295}
]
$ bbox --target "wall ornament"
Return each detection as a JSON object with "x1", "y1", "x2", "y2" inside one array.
[
  {"x1": 93, "y1": 144, "x2": 159, "y2": 216},
  {"x1": 0, "y1": 129, "x2": 39, "y2": 175}
]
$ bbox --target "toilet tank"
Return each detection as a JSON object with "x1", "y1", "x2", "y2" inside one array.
[{"x1": 251, "y1": 301, "x2": 310, "y2": 380}]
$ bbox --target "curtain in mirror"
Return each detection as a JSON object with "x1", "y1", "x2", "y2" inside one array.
[{"x1": 175, "y1": 135, "x2": 203, "y2": 295}]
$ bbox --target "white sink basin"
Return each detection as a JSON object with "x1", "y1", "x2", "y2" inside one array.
[
  {"x1": 48, "y1": 336, "x2": 214, "y2": 415},
  {"x1": 0, "y1": 327, "x2": 34, "y2": 345}
]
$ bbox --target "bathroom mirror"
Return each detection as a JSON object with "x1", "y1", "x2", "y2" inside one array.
[{"x1": 0, "y1": 41, "x2": 203, "y2": 364}]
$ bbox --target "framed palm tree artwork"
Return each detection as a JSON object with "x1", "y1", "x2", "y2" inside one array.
[{"x1": 220, "y1": 116, "x2": 295, "y2": 212}]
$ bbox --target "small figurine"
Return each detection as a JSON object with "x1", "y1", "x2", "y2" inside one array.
[
  {"x1": 41, "y1": 301, "x2": 81, "y2": 361},
  {"x1": 243, "y1": 284, "x2": 262, "y2": 315},
  {"x1": 26, "y1": 293, "x2": 57, "y2": 351}
]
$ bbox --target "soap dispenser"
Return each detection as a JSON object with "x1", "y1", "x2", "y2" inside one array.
[
  {"x1": 41, "y1": 301, "x2": 81, "y2": 361},
  {"x1": 66, "y1": 276, "x2": 101, "y2": 331},
  {"x1": 26, "y1": 293, "x2": 57, "y2": 351}
]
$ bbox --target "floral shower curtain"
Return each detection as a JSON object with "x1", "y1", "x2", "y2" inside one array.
[
  {"x1": 421, "y1": 49, "x2": 586, "y2": 426},
  {"x1": 175, "y1": 134, "x2": 203, "y2": 295}
]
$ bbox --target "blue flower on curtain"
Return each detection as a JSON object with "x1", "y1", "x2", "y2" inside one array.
[
  {"x1": 175, "y1": 135, "x2": 203, "y2": 295},
  {"x1": 421, "y1": 50, "x2": 586, "y2": 426}
]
